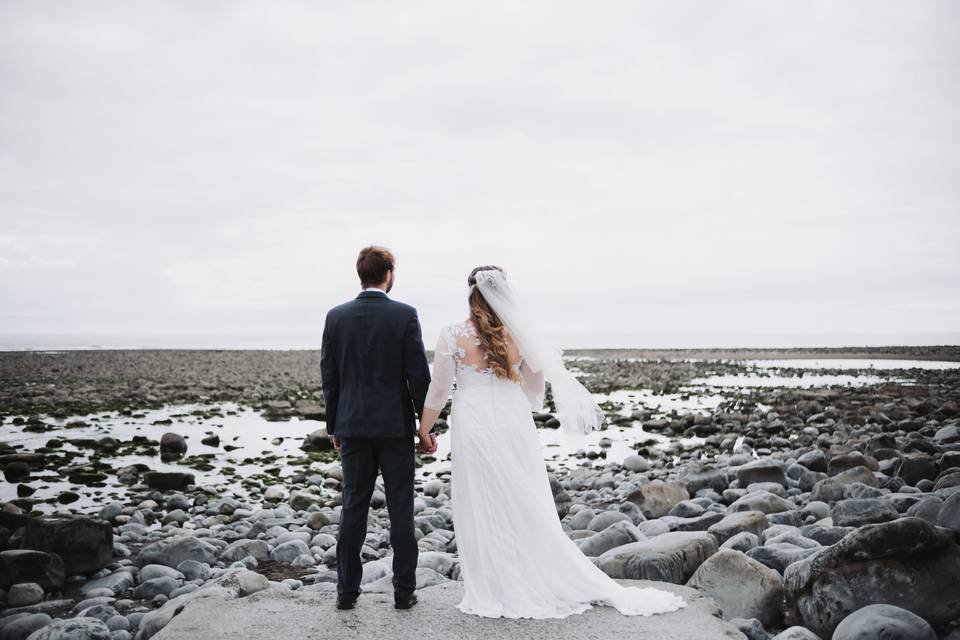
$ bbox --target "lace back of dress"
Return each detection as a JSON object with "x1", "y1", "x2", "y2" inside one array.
[{"x1": 447, "y1": 321, "x2": 522, "y2": 379}]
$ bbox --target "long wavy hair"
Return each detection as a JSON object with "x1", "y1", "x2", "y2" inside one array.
[{"x1": 467, "y1": 265, "x2": 519, "y2": 382}]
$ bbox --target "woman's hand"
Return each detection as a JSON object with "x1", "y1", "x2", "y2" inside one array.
[{"x1": 418, "y1": 430, "x2": 438, "y2": 454}]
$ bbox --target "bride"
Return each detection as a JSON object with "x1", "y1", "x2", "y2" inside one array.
[{"x1": 416, "y1": 265, "x2": 688, "y2": 619}]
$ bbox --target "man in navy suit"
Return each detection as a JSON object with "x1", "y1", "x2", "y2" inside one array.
[{"x1": 320, "y1": 246, "x2": 436, "y2": 611}]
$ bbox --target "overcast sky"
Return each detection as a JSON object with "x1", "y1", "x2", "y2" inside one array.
[{"x1": 1, "y1": 1, "x2": 958, "y2": 348}]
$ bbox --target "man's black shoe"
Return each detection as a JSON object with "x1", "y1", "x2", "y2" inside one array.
[
  {"x1": 336, "y1": 594, "x2": 358, "y2": 610},
  {"x1": 394, "y1": 590, "x2": 418, "y2": 609}
]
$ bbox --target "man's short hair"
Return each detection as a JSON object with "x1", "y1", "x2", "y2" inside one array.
[{"x1": 356, "y1": 246, "x2": 395, "y2": 287}]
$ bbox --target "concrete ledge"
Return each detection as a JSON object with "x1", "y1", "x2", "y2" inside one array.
[{"x1": 154, "y1": 579, "x2": 747, "y2": 640}]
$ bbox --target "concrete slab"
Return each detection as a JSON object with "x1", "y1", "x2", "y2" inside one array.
[{"x1": 154, "y1": 579, "x2": 747, "y2": 640}]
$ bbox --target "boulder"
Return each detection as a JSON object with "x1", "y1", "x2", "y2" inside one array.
[
  {"x1": 686, "y1": 549, "x2": 784, "y2": 627},
  {"x1": 0, "y1": 550, "x2": 64, "y2": 589},
  {"x1": 729, "y1": 491, "x2": 795, "y2": 515},
  {"x1": 626, "y1": 480, "x2": 690, "y2": 518},
  {"x1": 830, "y1": 498, "x2": 899, "y2": 527},
  {"x1": 20, "y1": 515, "x2": 113, "y2": 575},
  {"x1": 937, "y1": 490, "x2": 960, "y2": 534},
  {"x1": 8, "y1": 581, "x2": 45, "y2": 607},
  {"x1": 784, "y1": 517, "x2": 960, "y2": 638},
  {"x1": 735, "y1": 459, "x2": 787, "y2": 487},
  {"x1": 832, "y1": 603, "x2": 935, "y2": 640},
  {"x1": 135, "y1": 537, "x2": 218, "y2": 569},
  {"x1": 587, "y1": 511, "x2": 632, "y2": 532},
  {"x1": 0, "y1": 613, "x2": 52, "y2": 640},
  {"x1": 159, "y1": 433, "x2": 187, "y2": 455},
  {"x1": 301, "y1": 428, "x2": 333, "y2": 452},
  {"x1": 221, "y1": 539, "x2": 270, "y2": 563},
  {"x1": 143, "y1": 472, "x2": 195, "y2": 491},
  {"x1": 707, "y1": 511, "x2": 768, "y2": 545},
  {"x1": 598, "y1": 531, "x2": 717, "y2": 583},
  {"x1": 679, "y1": 464, "x2": 728, "y2": 494},
  {"x1": 810, "y1": 466, "x2": 878, "y2": 503},
  {"x1": 23, "y1": 617, "x2": 112, "y2": 640},
  {"x1": 577, "y1": 520, "x2": 644, "y2": 557}
]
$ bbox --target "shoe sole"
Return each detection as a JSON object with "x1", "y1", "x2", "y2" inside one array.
[{"x1": 395, "y1": 600, "x2": 417, "y2": 610}]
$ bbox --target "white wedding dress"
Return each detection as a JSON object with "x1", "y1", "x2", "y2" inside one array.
[{"x1": 423, "y1": 319, "x2": 688, "y2": 619}]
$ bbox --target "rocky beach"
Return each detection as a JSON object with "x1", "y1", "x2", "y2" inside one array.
[{"x1": 1, "y1": 346, "x2": 960, "y2": 640}]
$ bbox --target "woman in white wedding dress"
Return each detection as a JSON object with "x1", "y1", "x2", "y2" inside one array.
[{"x1": 416, "y1": 265, "x2": 687, "y2": 620}]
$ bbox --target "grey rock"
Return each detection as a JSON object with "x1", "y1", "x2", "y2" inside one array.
[
  {"x1": 138, "y1": 565, "x2": 183, "y2": 583},
  {"x1": 784, "y1": 517, "x2": 960, "y2": 638},
  {"x1": 830, "y1": 498, "x2": 899, "y2": 527},
  {"x1": 20, "y1": 515, "x2": 113, "y2": 576},
  {"x1": 598, "y1": 531, "x2": 717, "y2": 583},
  {"x1": 25, "y1": 617, "x2": 112, "y2": 640},
  {"x1": 0, "y1": 613, "x2": 52, "y2": 640},
  {"x1": 622, "y1": 455, "x2": 650, "y2": 473},
  {"x1": 746, "y1": 543, "x2": 821, "y2": 574},
  {"x1": 735, "y1": 459, "x2": 787, "y2": 487},
  {"x1": 626, "y1": 480, "x2": 690, "y2": 518},
  {"x1": 577, "y1": 521, "x2": 644, "y2": 557},
  {"x1": 810, "y1": 466, "x2": 878, "y2": 503},
  {"x1": 8, "y1": 583, "x2": 44, "y2": 607},
  {"x1": 729, "y1": 617, "x2": 770, "y2": 640},
  {"x1": 269, "y1": 540, "x2": 311, "y2": 565},
  {"x1": 832, "y1": 603, "x2": 935, "y2": 640},
  {"x1": 707, "y1": 510, "x2": 768, "y2": 544},
  {"x1": 729, "y1": 491, "x2": 794, "y2": 515},
  {"x1": 937, "y1": 490, "x2": 960, "y2": 534},
  {"x1": 586, "y1": 511, "x2": 631, "y2": 532},
  {"x1": 80, "y1": 571, "x2": 135, "y2": 596},
  {"x1": 175, "y1": 560, "x2": 210, "y2": 582},
  {"x1": 0, "y1": 551, "x2": 64, "y2": 590},
  {"x1": 142, "y1": 473, "x2": 194, "y2": 491},
  {"x1": 220, "y1": 539, "x2": 270, "y2": 563},
  {"x1": 686, "y1": 549, "x2": 784, "y2": 627},
  {"x1": 159, "y1": 433, "x2": 187, "y2": 455},
  {"x1": 135, "y1": 537, "x2": 217, "y2": 569},
  {"x1": 132, "y1": 577, "x2": 180, "y2": 600}
]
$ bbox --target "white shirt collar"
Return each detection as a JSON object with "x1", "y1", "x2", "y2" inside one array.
[{"x1": 362, "y1": 286, "x2": 388, "y2": 296}]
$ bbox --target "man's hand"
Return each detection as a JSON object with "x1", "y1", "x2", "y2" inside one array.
[
  {"x1": 417, "y1": 432, "x2": 438, "y2": 455},
  {"x1": 330, "y1": 435, "x2": 341, "y2": 452}
]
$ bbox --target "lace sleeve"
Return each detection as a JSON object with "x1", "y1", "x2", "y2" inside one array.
[
  {"x1": 519, "y1": 357, "x2": 545, "y2": 411},
  {"x1": 424, "y1": 326, "x2": 456, "y2": 411}
]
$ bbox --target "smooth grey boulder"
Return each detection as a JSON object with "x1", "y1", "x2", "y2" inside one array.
[
  {"x1": 577, "y1": 520, "x2": 644, "y2": 557},
  {"x1": 8, "y1": 582, "x2": 44, "y2": 607},
  {"x1": 721, "y1": 531, "x2": 760, "y2": 552},
  {"x1": 831, "y1": 603, "x2": 935, "y2": 640},
  {"x1": 132, "y1": 577, "x2": 181, "y2": 599},
  {"x1": 0, "y1": 613, "x2": 52, "y2": 640},
  {"x1": 0, "y1": 550, "x2": 64, "y2": 590},
  {"x1": 729, "y1": 491, "x2": 795, "y2": 514},
  {"x1": 159, "y1": 433, "x2": 187, "y2": 455},
  {"x1": 626, "y1": 480, "x2": 690, "y2": 518},
  {"x1": 707, "y1": 510, "x2": 768, "y2": 544},
  {"x1": 784, "y1": 517, "x2": 960, "y2": 638},
  {"x1": 679, "y1": 464, "x2": 729, "y2": 494},
  {"x1": 142, "y1": 473, "x2": 194, "y2": 491},
  {"x1": 20, "y1": 515, "x2": 113, "y2": 575},
  {"x1": 135, "y1": 537, "x2": 217, "y2": 569},
  {"x1": 729, "y1": 617, "x2": 770, "y2": 640},
  {"x1": 587, "y1": 510, "x2": 632, "y2": 532},
  {"x1": 937, "y1": 490, "x2": 960, "y2": 534},
  {"x1": 746, "y1": 543, "x2": 821, "y2": 574},
  {"x1": 810, "y1": 466, "x2": 877, "y2": 503},
  {"x1": 622, "y1": 454, "x2": 650, "y2": 473},
  {"x1": 735, "y1": 459, "x2": 787, "y2": 487},
  {"x1": 830, "y1": 498, "x2": 899, "y2": 527},
  {"x1": 79, "y1": 570, "x2": 135, "y2": 596},
  {"x1": 599, "y1": 531, "x2": 717, "y2": 583},
  {"x1": 685, "y1": 549, "x2": 783, "y2": 627},
  {"x1": 270, "y1": 540, "x2": 311, "y2": 565},
  {"x1": 25, "y1": 617, "x2": 112, "y2": 640},
  {"x1": 220, "y1": 539, "x2": 270, "y2": 563}
]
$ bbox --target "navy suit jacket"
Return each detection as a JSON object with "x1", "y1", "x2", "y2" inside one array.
[{"x1": 320, "y1": 290, "x2": 432, "y2": 438}]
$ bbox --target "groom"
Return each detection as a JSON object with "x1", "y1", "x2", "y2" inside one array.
[{"x1": 320, "y1": 246, "x2": 436, "y2": 611}]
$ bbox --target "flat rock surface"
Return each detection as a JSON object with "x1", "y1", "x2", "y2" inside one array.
[{"x1": 155, "y1": 579, "x2": 747, "y2": 640}]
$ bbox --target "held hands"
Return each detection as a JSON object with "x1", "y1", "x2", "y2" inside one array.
[{"x1": 417, "y1": 430, "x2": 438, "y2": 454}]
